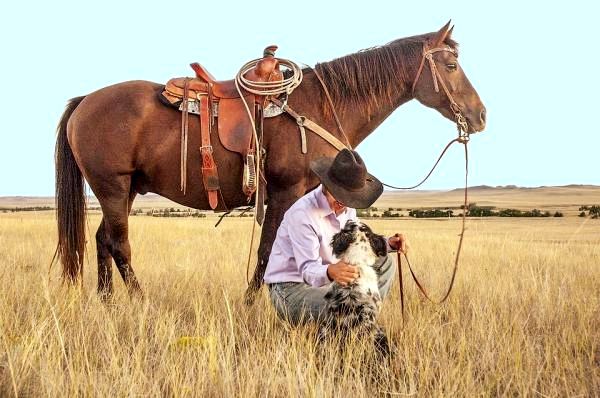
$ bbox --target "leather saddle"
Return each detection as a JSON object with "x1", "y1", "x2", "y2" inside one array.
[{"x1": 159, "y1": 46, "x2": 284, "y2": 214}]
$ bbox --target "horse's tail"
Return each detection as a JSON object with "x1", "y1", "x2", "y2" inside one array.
[{"x1": 54, "y1": 96, "x2": 87, "y2": 284}]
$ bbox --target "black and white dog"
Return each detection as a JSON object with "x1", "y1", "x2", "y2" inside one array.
[{"x1": 319, "y1": 220, "x2": 390, "y2": 354}]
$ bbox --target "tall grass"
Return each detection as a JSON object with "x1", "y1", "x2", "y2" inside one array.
[{"x1": 0, "y1": 213, "x2": 598, "y2": 396}]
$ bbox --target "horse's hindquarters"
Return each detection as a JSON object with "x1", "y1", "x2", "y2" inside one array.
[{"x1": 67, "y1": 80, "x2": 250, "y2": 211}]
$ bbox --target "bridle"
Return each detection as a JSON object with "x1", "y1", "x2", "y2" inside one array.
[
  {"x1": 412, "y1": 45, "x2": 469, "y2": 137},
  {"x1": 380, "y1": 44, "x2": 472, "y2": 193}
]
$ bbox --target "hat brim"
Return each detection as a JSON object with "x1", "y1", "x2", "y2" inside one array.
[{"x1": 310, "y1": 157, "x2": 383, "y2": 209}]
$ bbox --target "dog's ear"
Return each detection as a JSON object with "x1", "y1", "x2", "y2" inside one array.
[
  {"x1": 331, "y1": 229, "x2": 355, "y2": 257},
  {"x1": 368, "y1": 232, "x2": 388, "y2": 257}
]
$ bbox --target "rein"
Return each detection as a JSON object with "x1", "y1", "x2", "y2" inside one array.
[
  {"x1": 396, "y1": 139, "x2": 469, "y2": 320},
  {"x1": 393, "y1": 44, "x2": 471, "y2": 319}
]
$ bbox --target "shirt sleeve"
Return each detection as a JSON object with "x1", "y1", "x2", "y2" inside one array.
[
  {"x1": 287, "y1": 209, "x2": 331, "y2": 287},
  {"x1": 353, "y1": 209, "x2": 395, "y2": 252}
]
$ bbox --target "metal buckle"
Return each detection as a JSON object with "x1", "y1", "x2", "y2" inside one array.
[{"x1": 200, "y1": 145, "x2": 213, "y2": 153}]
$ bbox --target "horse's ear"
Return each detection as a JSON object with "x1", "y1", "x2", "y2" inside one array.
[
  {"x1": 431, "y1": 20, "x2": 452, "y2": 47},
  {"x1": 446, "y1": 25, "x2": 454, "y2": 41}
]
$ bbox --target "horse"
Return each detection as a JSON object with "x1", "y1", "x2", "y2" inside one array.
[{"x1": 54, "y1": 21, "x2": 486, "y2": 304}]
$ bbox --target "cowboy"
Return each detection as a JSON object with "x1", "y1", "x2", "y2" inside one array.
[{"x1": 264, "y1": 149, "x2": 408, "y2": 325}]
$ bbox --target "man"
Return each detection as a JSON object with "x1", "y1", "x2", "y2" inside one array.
[{"x1": 264, "y1": 149, "x2": 407, "y2": 325}]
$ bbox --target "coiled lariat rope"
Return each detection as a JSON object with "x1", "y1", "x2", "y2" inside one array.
[
  {"x1": 233, "y1": 58, "x2": 303, "y2": 285},
  {"x1": 236, "y1": 58, "x2": 303, "y2": 96}
]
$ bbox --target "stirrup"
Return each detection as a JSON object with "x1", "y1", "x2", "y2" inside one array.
[{"x1": 243, "y1": 153, "x2": 257, "y2": 196}]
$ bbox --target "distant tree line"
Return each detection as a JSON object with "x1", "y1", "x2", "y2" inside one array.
[
  {"x1": 134, "y1": 207, "x2": 253, "y2": 218},
  {"x1": 356, "y1": 207, "x2": 380, "y2": 217},
  {"x1": 579, "y1": 205, "x2": 600, "y2": 219},
  {"x1": 409, "y1": 209, "x2": 453, "y2": 218},
  {"x1": 356, "y1": 203, "x2": 568, "y2": 219},
  {"x1": 406, "y1": 203, "x2": 565, "y2": 218},
  {"x1": 466, "y1": 203, "x2": 563, "y2": 217},
  {"x1": 0, "y1": 206, "x2": 53, "y2": 212},
  {"x1": 137, "y1": 208, "x2": 208, "y2": 218}
]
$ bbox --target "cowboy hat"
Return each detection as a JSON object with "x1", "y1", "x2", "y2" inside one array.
[{"x1": 310, "y1": 149, "x2": 383, "y2": 209}]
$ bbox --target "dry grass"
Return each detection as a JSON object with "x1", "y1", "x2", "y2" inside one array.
[{"x1": 1, "y1": 211, "x2": 599, "y2": 396}]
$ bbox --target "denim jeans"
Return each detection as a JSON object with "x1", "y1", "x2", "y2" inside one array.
[{"x1": 267, "y1": 254, "x2": 396, "y2": 325}]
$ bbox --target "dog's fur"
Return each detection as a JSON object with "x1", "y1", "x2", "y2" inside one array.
[{"x1": 319, "y1": 220, "x2": 390, "y2": 354}]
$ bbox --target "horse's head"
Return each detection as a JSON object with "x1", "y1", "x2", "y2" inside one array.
[{"x1": 412, "y1": 22, "x2": 486, "y2": 134}]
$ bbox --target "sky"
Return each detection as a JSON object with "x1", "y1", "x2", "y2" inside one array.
[{"x1": 1, "y1": 0, "x2": 598, "y2": 196}]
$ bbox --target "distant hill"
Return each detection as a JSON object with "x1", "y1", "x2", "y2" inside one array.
[{"x1": 448, "y1": 184, "x2": 599, "y2": 192}]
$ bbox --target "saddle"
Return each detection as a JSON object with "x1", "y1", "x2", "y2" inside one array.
[{"x1": 159, "y1": 45, "x2": 284, "y2": 215}]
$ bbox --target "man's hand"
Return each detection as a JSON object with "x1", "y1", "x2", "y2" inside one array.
[
  {"x1": 388, "y1": 233, "x2": 408, "y2": 254},
  {"x1": 327, "y1": 260, "x2": 359, "y2": 286}
]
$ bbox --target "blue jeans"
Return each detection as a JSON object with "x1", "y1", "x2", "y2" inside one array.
[{"x1": 267, "y1": 254, "x2": 397, "y2": 325}]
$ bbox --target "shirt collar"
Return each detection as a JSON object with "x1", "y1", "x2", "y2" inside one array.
[{"x1": 313, "y1": 184, "x2": 347, "y2": 218}]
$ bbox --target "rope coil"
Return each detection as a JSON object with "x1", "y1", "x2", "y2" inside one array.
[{"x1": 235, "y1": 58, "x2": 303, "y2": 96}]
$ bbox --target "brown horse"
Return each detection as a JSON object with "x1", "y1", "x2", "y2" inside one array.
[{"x1": 55, "y1": 22, "x2": 485, "y2": 303}]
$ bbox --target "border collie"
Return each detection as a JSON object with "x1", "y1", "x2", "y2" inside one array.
[{"x1": 319, "y1": 220, "x2": 390, "y2": 354}]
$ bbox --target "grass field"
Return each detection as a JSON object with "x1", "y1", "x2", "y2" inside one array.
[{"x1": 1, "y1": 204, "x2": 599, "y2": 396}]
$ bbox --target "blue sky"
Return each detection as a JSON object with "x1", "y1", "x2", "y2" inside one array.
[{"x1": 1, "y1": 0, "x2": 598, "y2": 196}]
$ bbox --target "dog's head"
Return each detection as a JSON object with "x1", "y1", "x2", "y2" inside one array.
[{"x1": 331, "y1": 220, "x2": 387, "y2": 260}]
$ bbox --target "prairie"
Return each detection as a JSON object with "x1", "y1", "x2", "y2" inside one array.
[{"x1": 0, "y1": 189, "x2": 599, "y2": 396}]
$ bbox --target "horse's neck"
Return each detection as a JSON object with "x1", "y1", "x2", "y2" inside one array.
[
  {"x1": 345, "y1": 92, "x2": 413, "y2": 147},
  {"x1": 294, "y1": 70, "x2": 413, "y2": 149},
  {"x1": 309, "y1": 50, "x2": 418, "y2": 148}
]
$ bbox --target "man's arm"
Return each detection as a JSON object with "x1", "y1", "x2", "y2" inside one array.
[{"x1": 287, "y1": 209, "x2": 331, "y2": 287}]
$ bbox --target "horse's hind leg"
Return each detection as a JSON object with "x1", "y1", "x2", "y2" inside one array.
[
  {"x1": 96, "y1": 218, "x2": 113, "y2": 299},
  {"x1": 96, "y1": 189, "x2": 137, "y2": 298},
  {"x1": 97, "y1": 180, "x2": 142, "y2": 298}
]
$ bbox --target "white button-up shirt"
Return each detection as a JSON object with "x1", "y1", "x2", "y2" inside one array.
[{"x1": 263, "y1": 185, "x2": 357, "y2": 287}]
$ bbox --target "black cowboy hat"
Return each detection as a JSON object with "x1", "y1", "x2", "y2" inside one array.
[{"x1": 310, "y1": 149, "x2": 383, "y2": 209}]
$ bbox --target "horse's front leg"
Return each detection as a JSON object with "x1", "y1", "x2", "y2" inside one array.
[{"x1": 244, "y1": 185, "x2": 305, "y2": 305}]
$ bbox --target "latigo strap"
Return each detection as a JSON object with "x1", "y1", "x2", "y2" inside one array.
[{"x1": 198, "y1": 94, "x2": 220, "y2": 209}]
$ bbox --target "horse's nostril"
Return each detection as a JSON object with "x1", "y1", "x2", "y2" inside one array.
[{"x1": 480, "y1": 108, "x2": 487, "y2": 124}]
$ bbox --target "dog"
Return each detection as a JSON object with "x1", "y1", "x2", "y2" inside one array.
[{"x1": 319, "y1": 220, "x2": 390, "y2": 355}]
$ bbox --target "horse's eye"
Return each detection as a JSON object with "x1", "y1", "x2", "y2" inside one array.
[{"x1": 446, "y1": 63, "x2": 457, "y2": 71}]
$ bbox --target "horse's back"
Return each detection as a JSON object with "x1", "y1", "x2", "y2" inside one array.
[
  {"x1": 69, "y1": 80, "x2": 163, "y2": 130},
  {"x1": 66, "y1": 80, "x2": 175, "y2": 184}
]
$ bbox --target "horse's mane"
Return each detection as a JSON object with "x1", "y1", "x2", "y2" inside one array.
[{"x1": 314, "y1": 33, "x2": 458, "y2": 116}]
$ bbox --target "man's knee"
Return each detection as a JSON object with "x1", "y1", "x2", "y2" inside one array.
[
  {"x1": 268, "y1": 282, "x2": 329, "y2": 325},
  {"x1": 378, "y1": 254, "x2": 396, "y2": 277},
  {"x1": 377, "y1": 254, "x2": 397, "y2": 299}
]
